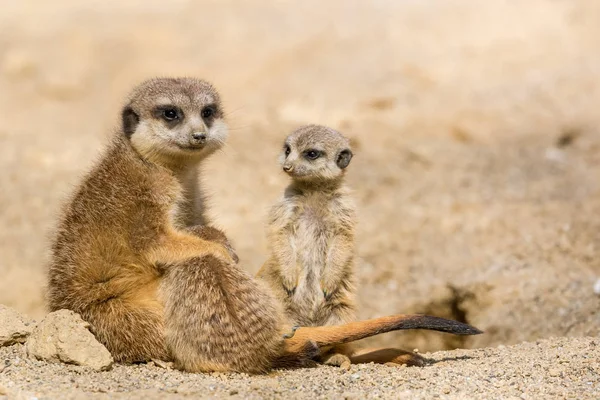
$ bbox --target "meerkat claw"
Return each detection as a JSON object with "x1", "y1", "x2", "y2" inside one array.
[
  {"x1": 282, "y1": 326, "x2": 300, "y2": 339},
  {"x1": 284, "y1": 286, "x2": 296, "y2": 297}
]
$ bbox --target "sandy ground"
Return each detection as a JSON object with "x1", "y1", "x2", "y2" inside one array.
[
  {"x1": 1, "y1": 337, "x2": 599, "y2": 399},
  {"x1": 1, "y1": 0, "x2": 600, "y2": 397}
]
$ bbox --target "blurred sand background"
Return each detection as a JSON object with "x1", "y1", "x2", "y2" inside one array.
[{"x1": 1, "y1": 0, "x2": 600, "y2": 357}]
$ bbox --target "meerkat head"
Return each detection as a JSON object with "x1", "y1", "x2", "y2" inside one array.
[
  {"x1": 280, "y1": 125, "x2": 353, "y2": 184},
  {"x1": 121, "y1": 77, "x2": 227, "y2": 168}
]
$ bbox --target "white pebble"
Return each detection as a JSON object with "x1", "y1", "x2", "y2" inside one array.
[{"x1": 593, "y1": 278, "x2": 600, "y2": 295}]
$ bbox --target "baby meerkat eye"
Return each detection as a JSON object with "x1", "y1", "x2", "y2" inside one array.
[
  {"x1": 284, "y1": 145, "x2": 291, "y2": 157},
  {"x1": 162, "y1": 108, "x2": 179, "y2": 121},
  {"x1": 201, "y1": 106, "x2": 215, "y2": 119},
  {"x1": 304, "y1": 149, "x2": 321, "y2": 160}
]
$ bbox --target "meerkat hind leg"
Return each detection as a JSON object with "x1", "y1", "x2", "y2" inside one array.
[
  {"x1": 320, "y1": 344, "x2": 353, "y2": 370},
  {"x1": 350, "y1": 347, "x2": 425, "y2": 367},
  {"x1": 162, "y1": 255, "x2": 284, "y2": 374},
  {"x1": 80, "y1": 290, "x2": 169, "y2": 363},
  {"x1": 271, "y1": 340, "x2": 320, "y2": 370}
]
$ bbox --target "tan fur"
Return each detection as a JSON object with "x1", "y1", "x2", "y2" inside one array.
[
  {"x1": 47, "y1": 78, "x2": 482, "y2": 374},
  {"x1": 258, "y1": 126, "x2": 485, "y2": 369},
  {"x1": 257, "y1": 125, "x2": 357, "y2": 367},
  {"x1": 47, "y1": 78, "x2": 296, "y2": 373},
  {"x1": 281, "y1": 313, "x2": 482, "y2": 360}
]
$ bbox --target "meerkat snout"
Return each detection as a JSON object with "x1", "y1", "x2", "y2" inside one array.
[
  {"x1": 280, "y1": 125, "x2": 353, "y2": 182},
  {"x1": 190, "y1": 131, "x2": 207, "y2": 145}
]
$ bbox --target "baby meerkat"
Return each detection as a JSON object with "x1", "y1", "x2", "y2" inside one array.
[
  {"x1": 258, "y1": 125, "x2": 358, "y2": 368},
  {"x1": 48, "y1": 78, "x2": 482, "y2": 374}
]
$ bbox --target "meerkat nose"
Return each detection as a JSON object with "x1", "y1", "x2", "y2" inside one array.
[
  {"x1": 191, "y1": 132, "x2": 207, "y2": 143},
  {"x1": 283, "y1": 164, "x2": 293, "y2": 172}
]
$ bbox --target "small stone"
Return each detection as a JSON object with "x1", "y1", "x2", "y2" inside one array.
[
  {"x1": 176, "y1": 383, "x2": 195, "y2": 394},
  {"x1": 0, "y1": 305, "x2": 34, "y2": 346},
  {"x1": 151, "y1": 359, "x2": 173, "y2": 369},
  {"x1": 0, "y1": 384, "x2": 7, "y2": 395},
  {"x1": 26, "y1": 310, "x2": 113, "y2": 371},
  {"x1": 548, "y1": 368, "x2": 561, "y2": 377},
  {"x1": 229, "y1": 389, "x2": 239, "y2": 395},
  {"x1": 593, "y1": 278, "x2": 600, "y2": 296}
]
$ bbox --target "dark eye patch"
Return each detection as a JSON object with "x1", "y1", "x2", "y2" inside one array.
[
  {"x1": 284, "y1": 144, "x2": 291, "y2": 157},
  {"x1": 303, "y1": 149, "x2": 322, "y2": 160},
  {"x1": 201, "y1": 103, "x2": 221, "y2": 127},
  {"x1": 201, "y1": 105, "x2": 216, "y2": 119},
  {"x1": 153, "y1": 105, "x2": 183, "y2": 125}
]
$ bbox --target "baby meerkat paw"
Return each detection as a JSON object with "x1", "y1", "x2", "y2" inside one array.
[
  {"x1": 323, "y1": 353, "x2": 351, "y2": 370},
  {"x1": 320, "y1": 282, "x2": 336, "y2": 301},
  {"x1": 281, "y1": 275, "x2": 298, "y2": 296}
]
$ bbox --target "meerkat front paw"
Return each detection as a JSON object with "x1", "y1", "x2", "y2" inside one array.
[
  {"x1": 320, "y1": 281, "x2": 336, "y2": 301},
  {"x1": 282, "y1": 281, "x2": 297, "y2": 296},
  {"x1": 221, "y1": 243, "x2": 239, "y2": 264},
  {"x1": 282, "y1": 325, "x2": 300, "y2": 339},
  {"x1": 281, "y1": 273, "x2": 298, "y2": 296},
  {"x1": 186, "y1": 225, "x2": 239, "y2": 263}
]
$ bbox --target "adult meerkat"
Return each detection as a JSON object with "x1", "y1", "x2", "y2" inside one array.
[
  {"x1": 258, "y1": 125, "x2": 357, "y2": 368},
  {"x1": 48, "y1": 77, "x2": 482, "y2": 374}
]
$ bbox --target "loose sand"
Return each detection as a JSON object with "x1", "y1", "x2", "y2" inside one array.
[
  {"x1": 1, "y1": 0, "x2": 599, "y2": 398},
  {"x1": 1, "y1": 337, "x2": 598, "y2": 399}
]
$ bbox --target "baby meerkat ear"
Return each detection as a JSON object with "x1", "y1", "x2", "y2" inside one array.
[
  {"x1": 336, "y1": 149, "x2": 353, "y2": 169},
  {"x1": 122, "y1": 106, "x2": 140, "y2": 138}
]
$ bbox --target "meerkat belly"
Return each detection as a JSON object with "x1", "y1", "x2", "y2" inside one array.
[{"x1": 292, "y1": 210, "x2": 333, "y2": 321}]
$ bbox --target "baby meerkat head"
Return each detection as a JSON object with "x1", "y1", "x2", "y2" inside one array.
[
  {"x1": 121, "y1": 77, "x2": 227, "y2": 167},
  {"x1": 280, "y1": 125, "x2": 353, "y2": 183}
]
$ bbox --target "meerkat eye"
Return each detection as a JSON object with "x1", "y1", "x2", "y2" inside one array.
[
  {"x1": 201, "y1": 106, "x2": 215, "y2": 119},
  {"x1": 162, "y1": 108, "x2": 179, "y2": 121},
  {"x1": 304, "y1": 149, "x2": 321, "y2": 160},
  {"x1": 284, "y1": 145, "x2": 291, "y2": 157}
]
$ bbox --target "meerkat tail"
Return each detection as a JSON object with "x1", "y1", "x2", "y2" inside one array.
[{"x1": 283, "y1": 314, "x2": 482, "y2": 353}]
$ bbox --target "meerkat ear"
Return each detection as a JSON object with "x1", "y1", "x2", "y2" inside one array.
[
  {"x1": 336, "y1": 149, "x2": 353, "y2": 169},
  {"x1": 122, "y1": 106, "x2": 140, "y2": 138}
]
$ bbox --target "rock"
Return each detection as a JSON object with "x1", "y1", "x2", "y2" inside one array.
[
  {"x1": 0, "y1": 305, "x2": 34, "y2": 346},
  {"x1": 151, "y1": 358, "x2": 174, "y2": 370},
  {"x1": 26, "y1": 309, "x2": 113, "y2": 371},
  {"x1": 548, "y1": 368, "x2": 562, "y2": 377},
  {"x1": 593, "y1": 278, "x2": 600, "y2": 296}
]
